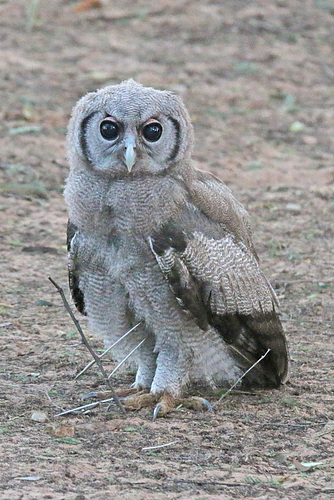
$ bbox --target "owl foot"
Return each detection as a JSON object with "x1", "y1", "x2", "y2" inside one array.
[
  {"x1": 121, "y1": 391, "x2": 213, "y2": 419},
  {"x1": 113, "y1": 387, "x2": 140, "y2": 398},
  {"x1": 121, "y1": 392, "x2": 172, "y2": 417},
  {"x1": 153, "y1": 395, "x2": 213, "y2": 421},
  {"x1": 122, "y1": 392, "x2": 156, "y2": 411},
  {"x1": 123, "y1": 392, "x2": 212, "y2": 419}
]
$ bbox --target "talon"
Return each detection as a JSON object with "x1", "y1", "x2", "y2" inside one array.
[
  {"x1": 152, "y1": 403, "x2": 163, "y2": 421},
  {"x1": 178, "y1": 396, "x2": 214, "y2": 412},
  {"x1": 81, "y1": 391, "x2": 99, "y2": 401},
  {"x1": 201, "y1": 398, "x2": 214, "y2": 413}
]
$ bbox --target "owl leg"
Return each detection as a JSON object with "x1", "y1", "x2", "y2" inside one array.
[
  {"x1": 132, "y1": 334, "x2": 157, "y2": 390},
  {"x1": 122, "y1": 347, "x2": 212, "y2": 418}
]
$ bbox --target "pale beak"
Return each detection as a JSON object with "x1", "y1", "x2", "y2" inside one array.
[{"x1": 123, "y1": 133, "x2": 137, "y2": 172}]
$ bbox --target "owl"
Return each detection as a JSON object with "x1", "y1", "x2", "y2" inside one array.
[{"x1": 64, "y1": 79, "x2": 288, "y2": 418}]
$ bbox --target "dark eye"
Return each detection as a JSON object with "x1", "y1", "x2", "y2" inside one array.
[
  {"x1": 142, "y1": 122, "x2": 163, "y2": 142},
  {"x1": 100, "y1": 119, "x2": 120, "y2": 141}
]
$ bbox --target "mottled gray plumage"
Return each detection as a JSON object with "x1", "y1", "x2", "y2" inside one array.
[{"x1": 64, "y1": 79, "x2": 288, "y2": 409}]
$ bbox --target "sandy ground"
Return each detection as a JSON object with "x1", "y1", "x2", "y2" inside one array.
[{"x1": 0, "y1": 1, "x2": 333, "y2": 498}]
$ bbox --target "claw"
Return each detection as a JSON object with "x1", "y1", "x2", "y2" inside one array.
[
  {"x1": 152, "y1": 403, "x2": 163, "y2": 421},
  {"x1": 201, "y1": 398, "x2": 214, "y2": 413},
  {"x1": 152, "y1": 395, "x2": 213, "y2": 419},
  {"x1": 178, "y1": 396, "x2": 214, "y2": 413},
  {"x1": 81, "y1": 391, "x2": 99, "y2": 401}
]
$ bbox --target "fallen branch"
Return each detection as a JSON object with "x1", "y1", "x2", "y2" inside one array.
[
  {"x1": 48, "y1": 277, "x2": 126, "y2": 416},
  {"x1": 106, "y1": 337, "x2": 147, "y2": 411}
]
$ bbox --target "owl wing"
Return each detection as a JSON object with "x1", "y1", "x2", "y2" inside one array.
[
  {"x1": 187, "y1": 169, "x2": 257, "y2": 257},
  {"x1": 150, "y1": 212, "x2": 288, "y2": 388},
  {"x1": 67, "y1": 220, "x2": 86, "y2": 315}
]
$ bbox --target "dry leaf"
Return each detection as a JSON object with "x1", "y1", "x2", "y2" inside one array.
[
  {"x1": 51, "y1": 425, "x2": 75, "y2": 438},
  {"x1": 289, "y1": 459, "x2": 323, "y2": 471},
  {"x1": 74, "y1": 0, "x2": 102, "y2": 12},
  {"x1": 290, "y1": 459, "x2": 309, "y2": 471}
]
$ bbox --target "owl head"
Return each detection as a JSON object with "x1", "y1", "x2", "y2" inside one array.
[{"x1": 67, "y1": 79, "x2": 194, "y2": 177}]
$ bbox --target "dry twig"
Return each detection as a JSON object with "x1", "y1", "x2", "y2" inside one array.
[
  {"x1": 43, "y1": 390, "x2": 65, "y2": 412},
  {"x1": 142, "y1": 440, "x2": 179, "y2": 451},
  {"x1": 108, "y1": 338, "x2": 146, "y2": 379},
  {"x1": 255, "y1": 421, "x2": 331, "y2": 428},
  {"x1": 54, "y1": 398, "x2": 114, "y2": 417},
  {"x1": 214, "y1": 349, "x2": 271, "y2": 407},
  {"x1": 75, "y1": 322, "x2": 141, "y2": 379},
  {"x1": 48, "y1": 277, "x2": 126, "y2": 416}
]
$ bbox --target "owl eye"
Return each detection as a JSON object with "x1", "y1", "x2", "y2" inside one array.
[
  {"x1": 142, "y1": 122, "x2": 163, "y2": 142},
  {"x1": 100, "y1": 119, "x2": 120, "y2": 141}
]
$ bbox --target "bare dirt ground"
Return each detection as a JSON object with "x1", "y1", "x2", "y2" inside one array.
[{"x1": 1, "y1": 1, "x2": 334, "y2": 498}]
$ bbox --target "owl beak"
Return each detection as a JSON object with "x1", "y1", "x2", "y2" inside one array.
[{"x1": 124, "y1": 134, "x2": 137, "y2": 172}]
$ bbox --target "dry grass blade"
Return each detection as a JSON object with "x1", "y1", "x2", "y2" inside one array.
[
  {"x1": 214, "y1": 349, "x2": 271, "y2": 407},
  {"x1": 142, "y1": 440, "x2": 179, "y2": 451},
  {"x1": 75, "y1": 322, "x2": 141, "y2": 379},
  {"x1": 256, "y1": 421, "x2": 331, "y2": 428},
  {"x1": 108, "y1": 338, "x2": 146, "y2": 379},
  {"x1": 48, "y1": 277, "x2": 126, "y2": 416},
  {"x1": 54, "y1": 398, "x2": 114, "y2": 417}
]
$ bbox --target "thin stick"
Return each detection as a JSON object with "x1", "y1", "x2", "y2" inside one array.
[
  {"x1": 54, "y1": 398, "x2": 114, "y2": 417},
  {"x1": 255, "y1": 421, "x2": 331, "y2": 428},
  {"x1": 48, "y1": 277, "x2": 126, "y2": 416},
  {"x1": 214, "y1": 349, "x2": 271, "y2": 407},
  {"x1": 108, "y1": 338, "x2": 146, "y2": 379},
  {"x1": 43, "y1": 390, "x2": 65, "y2": 412},
  {"x1": 142, "y1": 440, "x2": 179, "y2": 451},
  {"x1": 75, "y1": 322, "x2": 141, "y2": 379}
]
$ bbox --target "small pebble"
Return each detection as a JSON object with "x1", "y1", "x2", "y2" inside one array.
[
  {"x1": 285, "y1": 203, "x2": 301, "y2": 214},
  {"x1": 290, "y1": 121, "x2": 305, "y2": 133},
  {"x1": 31, "y1": 411, "x2": 47, "y2": 423}
]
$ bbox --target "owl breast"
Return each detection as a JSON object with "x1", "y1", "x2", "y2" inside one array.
[{"x1": 104, "y1": 175, "x2": 187, "y2": 234}]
